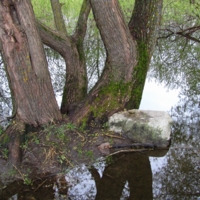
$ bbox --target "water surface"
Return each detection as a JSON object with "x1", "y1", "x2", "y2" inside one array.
[{"x1": 3, "y1": 74, "x2": 200, "y2": 200}]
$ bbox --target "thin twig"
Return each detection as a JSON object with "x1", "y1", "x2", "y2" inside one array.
[
  {"x1": 13, "y1": 164, "x2": 24, "y2": 179},
  {"x1": 104, "y1": 133, "x2": 125, "y2": 139},
  {"x1": 106, "y1": 149, "x2": 152, "y2": 157},
  {"x1": 34, "y1": 179, "x2": 47, "y2": 192},
  {"x1": 74, "y1": 130, "x2": 85, "y2": 141}
]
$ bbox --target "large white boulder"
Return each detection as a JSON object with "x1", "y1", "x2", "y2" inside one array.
[{"x1": 108, "y1": 109, "x2": 172, "y2": 147}]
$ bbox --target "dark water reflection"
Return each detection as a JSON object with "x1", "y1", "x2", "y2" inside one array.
[
  {"x1": 2, "y1": 144, "x2": 199, "y2": 200},
  {"x1": 91, "y1": 153, "x2": 153, "y2": 200},
  {"x1": 1, "y1": 98, "x2": 200, "y2": 199},
  {"x1": 1, "y1": 86, "x2": 200, "y2": 200},
  {"x1": 2, "y1": 84, "x2": 200, "y2": 200}
]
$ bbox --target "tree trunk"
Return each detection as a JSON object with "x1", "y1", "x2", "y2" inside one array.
[
  {"x1": 71, "y1": 0, "x2": 137, "y2": 124},
  {"x1": 126, "y1": 0, "x2": 163, "y2": 109},
  {"x1": 129, "y1": 0, "x2": 163, "y2": 57},
  {"x1": 70, "y1": 0, "x2": 163, "y2": 124},
  {"x1": 0, "y1": 0, "x2": 62, "y2": 126},
  {"x1": 37, "y1": 0, "x2": 163, "y2": 125},
  {"x1": 38, "y1": 0, "x2": 90, "y2": 115}
]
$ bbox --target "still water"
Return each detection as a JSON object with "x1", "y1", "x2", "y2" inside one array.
[
  {"x1": 61, "y1": 78, "x2": 199, "y2": 200},
  {"x1": 2, "y1": 76, "x2": 200, "y2": 200}
]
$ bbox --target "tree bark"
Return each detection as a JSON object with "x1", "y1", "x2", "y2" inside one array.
[
  {"x1": 70, "y1": 0, "x2": 137, "y2": 124},
  {"x1": 125, "y1": 0, "x2": 163, "y2": 109},
  {"x1": 38, "y1": 0, "x2": 91, "y2": 115},
  {"x1": 129, "y1": 0, "x2": 163, "y2": 57},
  {"x1": 70, "y1": 0, "x2": 163, "y2": 124},
  {"x1": 91, "y1": 0, "x2": 137, "y2": 82},
  {"x1": 50, "y1": 0, "x2": 67, "y2": 35},
  {"x1": 37, "y1": 0, "x2": 163, "y2": 125},
  {"x1": 0, "y1": 0, "x2": 62, "y2": 125}
]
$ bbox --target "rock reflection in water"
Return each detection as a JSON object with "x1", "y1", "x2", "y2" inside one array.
[{"x1": 149, "y1": 103, "x2": 200, "y2": 199}]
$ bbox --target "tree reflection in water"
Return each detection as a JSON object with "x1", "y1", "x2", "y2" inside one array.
[
  {"x1": 2, "y1": 99, "x2": 200, "y2": 200},
  {"x1": 90, "y1": 153, "x2": 153, "y2": 200},
  {"x1": 61, "y1": 149, "x2": 167, "y2": 200},
  {"x1": 150, "y1": 96, "x2": 200, "y2": 200}
]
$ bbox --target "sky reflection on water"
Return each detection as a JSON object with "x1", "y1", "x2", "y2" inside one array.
[
  {"x1": 2, "y1": 76, "x2": 200, "y2": 200},
  {"x1": 139, "y1": 78, "x2": 180, "y2": 112}
]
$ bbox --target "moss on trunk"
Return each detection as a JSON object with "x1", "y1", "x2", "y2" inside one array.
[{"x1": 126, "y1": 42, "x2": 150, "y2": 109}]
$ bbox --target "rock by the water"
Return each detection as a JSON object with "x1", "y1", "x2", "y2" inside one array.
[{"x1": 108, "y1": 109, "x2": 172, "y2": 148}]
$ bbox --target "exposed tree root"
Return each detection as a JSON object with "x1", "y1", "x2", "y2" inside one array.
[{"x1": 4, "y1": 120, "x2": 25, "y2": 168}]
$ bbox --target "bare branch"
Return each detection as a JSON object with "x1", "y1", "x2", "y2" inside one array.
[
  {"x1": 158, "y1": 26, "x2": 200, "y2": 43},
  {"x1": 180, "y1": 25, "x2": 200, "y2": 34},
  {"x1": 177, "y1": 32, "x2": 200, "y2": 43}
]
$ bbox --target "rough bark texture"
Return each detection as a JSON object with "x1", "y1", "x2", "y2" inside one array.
[
  {"x1": 70, "y1": 0, "x2": 137, "y2": 124},
  {"x1": 38, "y1": 22, "x2": 87, "y2": 114},
  {"x1": 125, "y1": 0, "x2": 163, "y2": 109},
  {"x1": 129, "y1": 0, "x2": 163, "y2": 57},
  {"x1": 37, "y1": 0, "x2": 163, "y2": 125},
  {"x1": 39, "y1": 0, "x2": 91, "y2": 115},
  {"x1": 91, "y1": 0, "x2": 137, "y2": 82},
  {"x1": 0, "y1": 0, "x2": 62, "y2": 125},
  {"x1": 69, "y1": 0, "x2": 163, "y2": 124},
  {"x1": 0, "y1": 0, "x2": 163, "y2": 127}
]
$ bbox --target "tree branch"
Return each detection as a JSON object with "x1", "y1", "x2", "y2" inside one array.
[
  {"x1": 177, "y1": 32, "x2": 200, "y2": 43},
  {"x1": 37, "y1": 20, "x2": 71, "y2": 57},
  {"x1": 72, "y1": 0, "x2": 91, "y2": 42},
  {"x1": 50, "y1": 0, "x2": 67, "y2": 35},
  {"x1": 180, "y1": 25, "x2": 200, "y2": 34},
  {"x1": 158, "y1": 26, "x2": 200, "y2": 43}
]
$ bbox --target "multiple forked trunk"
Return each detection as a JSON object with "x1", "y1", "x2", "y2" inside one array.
[
  {"x1": 42, "y1": 0, "x2": 163, "y2": 125},
  {"x1": 0, "y1": 0, "x2": 163, "y2": 126},
  {"x1": 0, "y1": 0, "x2": 162, "y2": 167}
]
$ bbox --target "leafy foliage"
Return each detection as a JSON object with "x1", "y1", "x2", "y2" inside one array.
[
  {"x1": 31, "y1": 0, "x2": 82, "y2": 34},
  {"x1": 119, "y1": 0, "x2": 135, "y2": 23},
  {"x1": 162, "y1": 0, "x2": 200, "y2": 25},
  {"x1": 31, "y1": 0, "x2": 54, "y2": 27}
]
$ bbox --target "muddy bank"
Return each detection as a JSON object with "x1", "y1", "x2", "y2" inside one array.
[{"x1": 0, "y1": 122, "x2": 132, "y2": 185}]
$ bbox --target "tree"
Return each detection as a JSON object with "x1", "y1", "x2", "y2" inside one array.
[
  {"x1": 0, "y1": 0, "x2": 163, "y2": 165},
  {"x1": 38, "y1": 0, "x2": 90, "y2": 116},
  {"x1": 0, "y1": 0, "x2": 62, "y2": 166},
  {"x1": 37, "y1": 0, "x2": 163, "y2": 124},
  {"x1": 0, "y1": 0, "x2": 62, "y2": 125}
]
